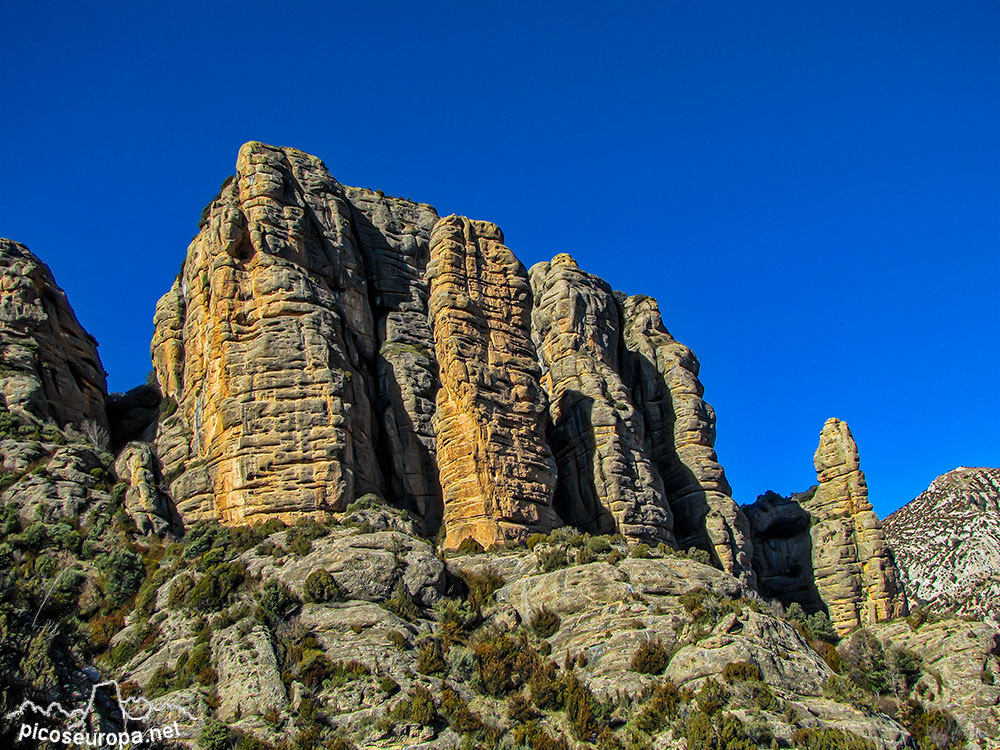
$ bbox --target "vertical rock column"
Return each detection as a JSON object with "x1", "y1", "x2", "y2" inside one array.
[
  {"x1": 151, "y1": 142, "x2": 381, "y2": 525},
  {"x1": 805, "y1": 418, "x2": 905, "y2": 634},
  {"x1": 529, "y1": 254, "x2": 674, "y2": 543},
  {"x1": 428, "y1": 216, "x2": 560, "y2": 549},
  {"x1": 621, "y1": 294, "x2": 754, "y2": 581},
  {"x1": 344, "y1": 187, "x2": 443, "y2": 534}
]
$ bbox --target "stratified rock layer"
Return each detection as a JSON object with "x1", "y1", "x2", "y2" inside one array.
[
  {"x1": 804, "y1": 418, "x2": 905, "y2": 634},
  {"x1": 427, "y1": 216, "x2": 560, "y2": 549},
  {"x1": 0, "y1": 238, "x2": 107, "y2": 431},
  {"x1": 152, "y1": 142, "x2": 382, "y2": 524},
  {"x1": 529, "y1": 254, "x2": 674, "y2": 543},
  {"x1": 620, "y1": 294, "x2": 753, "y2": 580},
  {"x1": 884, "y1": 467, "x2": 1000, "y2": 623}
]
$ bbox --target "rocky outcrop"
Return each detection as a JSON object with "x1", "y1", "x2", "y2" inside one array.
[
  {"x1": 620, "y1": 294, "x2": 753, "y2": 580},
  {"x1": 427, "y1": 216, "x2": 560, "y2": 549},
  {"x1": 804, "y1": 418, "x2": 905, "y2": 634},
  {"x1": 884, "y1": 467, "x2": 1000, "y2": 623},
  {"x1": 343, "y1": 187, "x2": 442, "y2": 535},
  {"x1": 0, "y1": 238, "x2": 107, "y2": 431},
  {"x1": 529, "y1": 254, "x2": 673, "y2": 543},
  {"x1": 151, "y1": 142, "x2": 383, "y2": 525},
  {"x1": 113, "y1": 441, "x2": 177, "y2": 536}
]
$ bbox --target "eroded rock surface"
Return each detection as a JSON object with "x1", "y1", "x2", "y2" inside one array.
[
  {"x1": 344, "y1": 187, "x2": 442, "y2": 535},
  {"x1": 427, "y1": 216, "x2": 559, "y2": 549},
  {"x1": 0, "y1": 238, "x2": 107, "y2": 431},
  {"x1": 113, "y1": 441, "x2": 177, "y2": 536},
  {"x1": 805, "y1": 418, "x2": 905, "y2": 634},
  {"x1": 620, "y1": 294, "x2": 753, "y2": 580},
  {"x1": 151, "y1": 142, "x2": 382, "y2": 525},
  {"x1": 529, "y1": 254, "x2": 673, "y2": 543}
]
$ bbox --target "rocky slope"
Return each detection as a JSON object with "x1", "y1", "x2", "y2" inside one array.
[{"x1": 884, "y1": 467, "x2": 1000, "y2": 624}]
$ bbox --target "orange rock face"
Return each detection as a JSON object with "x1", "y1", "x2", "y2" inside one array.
[
  {"x1": 427, "y1": 216, "x2": 560, "y2": 549},
  {"x1": 805, "y1": 418, "x2": 906, "y2": 634}
]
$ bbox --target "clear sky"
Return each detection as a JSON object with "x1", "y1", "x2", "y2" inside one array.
[{"x1": 1, "y1": 1, "x2": 997, "y2": 518}]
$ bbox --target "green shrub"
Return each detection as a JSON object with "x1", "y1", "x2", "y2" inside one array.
[
  {"x1": 840, "y1": 629, "x2": 890, "y2": 695},
  {"x1": 629, "y1": 639, "x2": 671, "y2": 674},
  {"x1": 458, "y1": 569, "x2": 505, "y2": 614},
  {"x1": 631, "y1": 679, "x2": 681, "y2": 734},
  {"x1": 384, "y1": 581, "x2": 420, "y2": 622},
  {"x1": 303, "y1": 568, "x2": 343, "y2": 603},
  {"x1": 586, "y1": 536, "x2": 612, "y2": 555},
  {"x1": 390, "y1": 685, "x2": 438, "y2": 725},
  {"x1": 256, "y1": 579, "x2": 301, "y2": 626},
  {"x1": 561, "y1": 673, "x2": 599, "y2": 741},
  {"x1": 167, "y1": 573, "x2": 195, "y2": 607},
  {"x1": 696, "y1": 678, "x2": 729, "y2": 715},
  {"x1": 416, "y1": 639, "x2": 447, "y2": 675},
  {"x1": 530, "y1": 607, "x2": 561, "y2": 639},
  {"x1": 791, "y1": 727, "x2": 875, "y2": 750},
  {"x1": 100, "y1": 549, "x2": 145, "y2": 607},
  {"x1": 631, "y1": 542, "x2": 651, "y2": 559},
  {"x1": 198, "y1": 719, "x2": 231, "y2": 750},
  {"x1": 536, "y1": 546, "x2": 569, "y2": 573},
  {"x1": 722, "y1": 661, "x2": 763, "y2": 684},
  {"x1": 185, "y1": 561, "x2": 246, "y2": 612}
]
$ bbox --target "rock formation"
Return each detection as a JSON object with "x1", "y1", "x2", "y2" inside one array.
[
  {"x1": 884, "y1": 466, "x2": 1000, "y2": 623},
  {"x1": 427, "y1": 216, "x2": 560, "y2": 549},
  {"x1": 151, "y1": 142, "x2": 384, "y2": 525},
  {"x1": 343, "y1": 186, "x2": 442, "y2": 534},
  {"x1": 113, "y1": 441, "x2": 178, "y2": 535},
  {"x1": 620, "y1": 294, "x2": 753, "y2": 580},
  {"x1": 0, "y1": 238, "x2": 108, "y2": 432},
  {"x1": 804, "y1": 417, "x2": 905, "y2": 634},
  {"x1": 529, "y1": 254, "x2": 674, "y2": 543}
]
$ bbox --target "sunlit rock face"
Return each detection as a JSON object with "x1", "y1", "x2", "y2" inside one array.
[
  {"x1": 805, "y1": 417, "x2": 906, "y2": 634},
  {"x1": 427, "y1": 215, "x2": 560, "y2": 550},
  {"x1": 152, "y1": 142, "x2": 385, "y2": 524}
]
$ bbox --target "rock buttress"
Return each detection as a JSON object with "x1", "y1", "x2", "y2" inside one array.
[
  {"x1": 151, "y1": 142, "x2": 382, "y2": 525},
  {"x1": 343, "y1": 186, "x2": 443, "y2": 535},
  {"x1": 0, "y1": 238, "x2": 108, "y2": 432},
  {"x1": 427, "y1": 215, "x2": 560, "y2": 549},
  {"x1": 529, "y1": 254, "x2": 674, "y2": 543},
  {"x1": 805, "y1": 417, "x2": 905, "y2": 634},
  {"x1": 620, "y1": 294, "x2": 754, "y2": 581}
]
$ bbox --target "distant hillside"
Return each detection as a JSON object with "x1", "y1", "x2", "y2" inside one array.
[{"x1": 884, "y1": 467, "x2": 1000, "y2": 624}]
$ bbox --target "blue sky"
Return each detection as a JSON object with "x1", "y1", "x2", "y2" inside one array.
[{"x1": 1, "y1": 1, "x2": 997, "y2": 517}]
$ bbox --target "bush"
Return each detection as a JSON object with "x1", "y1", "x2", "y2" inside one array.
[
  {"x1": 530, "y1": 607, "x2": 561, "y2": 639},
  {"x1": 390, "y1": 685, "x2": 438, "y2": 725},
  {"x1": 791, "y1": 727, "x2": 875, "y2": 750},
  {"x1": 100, "y1": 549, "x2": 145, "y2": 607},
  {"x1": 536, "y1": 546, "x2": 569, "y2": 573},
  {"x1": 722, "y1": 661, "x2": 763, "y2": 684},
  {"x1": 696, "y1": 678, "x2": 729, "y2": 715},
  {"x1": 256, "y1": 579, "x2": 301, "y2": 626},
  {"x1": 472, "y1": 632, "x2": 522, "y2": 696},
  {"x1": 629, "y1": 639, "x2": 671, "y2": 674},
  {"x1": 631, "y1": 679, "x2": 681, "y2": 734},
  {"x1": 198, "y1": 718, "x2": 231, "y2": 750},
  {"x1": 185, "y1": 561, "x2": 246, "y2": 612},
  {"x1": 840, "y1": 629, "x2": 890, "y2": 695},
  {"x1": 303, "y1": 568, "x2": 343, "y2": 603},
  {"x1": 631, "y1": 542, "x2": 651, "y2": 559},
  {"x1": 459, "y1": 569, "x2": 505, "y2": 614},
  {"x1": 416, "y1": 639, "x2": 447, "y2": 675},
  {"x1": 384, "y1": 581, "x2": 420, "y2": 622}
]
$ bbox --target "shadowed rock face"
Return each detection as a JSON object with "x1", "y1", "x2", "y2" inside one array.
[
  {"x1": 805, "y1": 418, "x2": 905, "y2": 634},
  {"x1": 428, "y1": 215, "x2": 560, "y2": 549},
  {"x1": 529, "y1": 254, "x2": 674, "y2": 544},
  {"x1": 0, "y1": 238, "x2": 108, "y2": 431},
  {"x1": 152, "y1": 142, "x2": 383, "y2": 524},
  {"x1": 744, "y1": 489, "x2": 823, "y2": 611},
  {"x1": 620, "y1": 294, "x2": 754, "y2": 582},
  {"x1": 343, "y1": 186, "x2": 442, "y2": 535}
]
